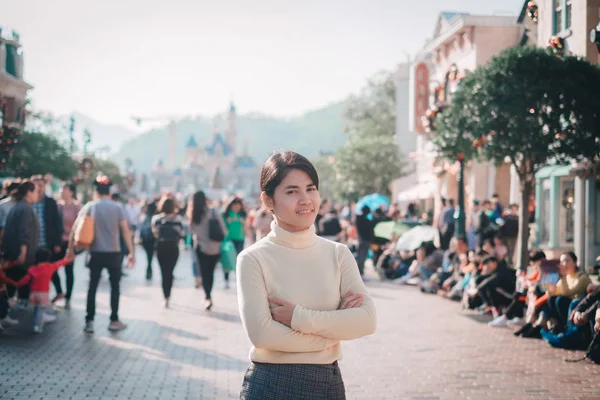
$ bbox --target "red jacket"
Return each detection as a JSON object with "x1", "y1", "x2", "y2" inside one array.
[{"x1": 11, "y1": 259, "x2": 70, "y2": 293}]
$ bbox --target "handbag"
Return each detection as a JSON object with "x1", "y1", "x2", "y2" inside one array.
[
  {"x1": 74, "y1": 203, "x2": 95, "y2": 248},
  {"x1": 208, "y1": 208, "x2": 225, "y2": 242},
  {"x1": 220, "y1": 240, "x2": 237, "y2": 272}
]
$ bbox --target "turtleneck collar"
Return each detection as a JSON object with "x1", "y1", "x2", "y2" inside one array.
[{"x1": 267, "y1": 220, "x2": 318, "y2": 249}]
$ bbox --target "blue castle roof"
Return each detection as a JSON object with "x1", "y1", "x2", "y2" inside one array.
[
  {"x1": 236, "y1": 155, "x2": 256, "y2": 169},
  {"x1": 185, "y1": 135, "x2": 198, "y2": 148},
  {"x1": 204, "y1": 133, "x2": 233, "y2": 156}
]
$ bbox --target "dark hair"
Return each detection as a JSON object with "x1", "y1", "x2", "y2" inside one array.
[
  {"x1": 492, "y1": 193, "x2": 499, "y2": 198},
  {"x1": 188, "y1": 191, "x2": 207, "y2": 224},
  {"x1": 94, "y1": 176, "x2": 112, "y2": 195},
  {"x1": 562, "y1": 251, "x2": 578, "y2": 264},
  {"x1": 14, "y1": 180, "x2": 36, "y2": 201},
  {"x1": 483, "y1": 200, "x2": 491, "y2": 206},
  {"x1": 456, "y1": 236, "x2": 468, "y2": 245},
  {"x1": 224, "y1": 196, "x2": 247, "y2": 218},
  {"x1": 482, "y1": 255, "x2": 498, "y2": 265},
  {"x1": 529, "y1": 250, "x2": 547, "y2": 262},
  {"x1": 159, "y1": 197, "x2": 177, "y2": 214},
  {"x1": 35, "y1": 247, "x2": 52, "y2": 264},
  {"x1": 260, "y1": 151, "x2": 319, "y2": 197},
  {"x1": 4, "y1": 180, "x2": 20, "y2": 196},
  {"x1": 448, "y1": 199, "x2": 455, "y2": 206},
  {"x1": 361, "y1": 205, "x2": 371, "y2": 214},
  {"x1": 63, "y1": 182, "x2": 77, "y2": 200},
  {"x1": 111, "y1": 193, "x2": 121, "y2": 201},
  {"x1": 419, "y1": 241, "x2": 437, "y2": 257}
]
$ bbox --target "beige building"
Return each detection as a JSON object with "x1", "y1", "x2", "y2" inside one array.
[
  {"x1": 0, "y1": 27, "x2": 32, "y2": 127},
  {"x1": 398, "y1": 12, "x2": 523, "y2": 225}
]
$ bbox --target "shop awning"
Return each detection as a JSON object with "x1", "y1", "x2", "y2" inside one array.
[
  {"x1": 535, "y1": 165, "x2": 573, "y2": 179},
  {"x1": 397, "y1": 182, "x2": 435, "y2": 202}
]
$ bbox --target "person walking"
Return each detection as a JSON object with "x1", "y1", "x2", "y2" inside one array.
[
  {"x1": 222, "y1": 196, "x2": 248, "y2": 289},
  {"x1": 237, "y1": 151, "x2": 377, "y2": 400},
  {"x1": 1, "y1": 181, "x2": 39, "y2": 308},
  {"x1": 0, "y1": 179, "x2": 20, "y2": 246},
  {"x1": 31, "y1": 175, "x2": 63, "y2": 265},
  {"x1": 355, "y1": 205, "x2": 374, "y2": 276},
  {"x1": 139, "y1": 199, "x2": 158, "y2": 280},
  {"x1": 151, "y1": 196, "x2": 185, "y2": 309},
  {"x1": 67, "y1": 176, "x2": 135, "y2": 334},
  {"x1": 188, "y1": 191, "x2": 227, "y2": 310},
  {"x1": 51, "y1": 183, "x2": 81, "y2": 308}
]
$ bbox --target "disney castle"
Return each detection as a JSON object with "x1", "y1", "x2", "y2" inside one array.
[{"x1": 150, "y1": 102, "x2": 260, "y2": 197}]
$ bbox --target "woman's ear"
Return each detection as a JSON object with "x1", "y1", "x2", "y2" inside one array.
[{"x1": 260, "y1": 191, "x2": 273, "y2": 212}]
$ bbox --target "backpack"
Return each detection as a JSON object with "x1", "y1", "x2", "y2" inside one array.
[
  {"x1": 140, "y1": 218, "x2": 154, "y2": 241},
  {"x1": 208, "y1": 209, "x2": 225, "y2": 242},
  {"x1": 156, "y1": 217, "x2": 182, "y2": 242}
]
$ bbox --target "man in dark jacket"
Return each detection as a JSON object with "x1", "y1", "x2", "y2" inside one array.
[
  {"x1": 355, "y1": 205, "x2": 374, "y2": 277},
  {"x1": 473, "y1": 256, "x2": 516, "y2": 314},
  {"x1": 31, "y1": 175, "x2": 63, "y2": 258}
]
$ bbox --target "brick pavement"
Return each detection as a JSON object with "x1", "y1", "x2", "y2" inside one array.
[{"x1": 1, "y1": 247, "x2": 600, "y2": 400}]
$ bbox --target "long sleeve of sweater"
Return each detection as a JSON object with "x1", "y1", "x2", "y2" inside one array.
[
  {"x1": 290, "y1": 245, "x2": 377, "y2": 340},
  {"x1": 237, "y1": 251, "x2": 338, "y2": 353},
  {"x1": 553, "y1": 273, "x2": 591, "y2": 299}
]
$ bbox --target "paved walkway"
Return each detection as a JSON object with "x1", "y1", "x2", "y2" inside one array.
[{"x1": 2, "y1": 246, "x2": 600, "y2": 400}]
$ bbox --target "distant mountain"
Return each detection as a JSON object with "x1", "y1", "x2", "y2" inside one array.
[
  {"x1": 60, "y1": 112, "x2": 139, "y2": 154},
  {"x1": 111, "y1": 101, "x2": 347, "y2": 172}
]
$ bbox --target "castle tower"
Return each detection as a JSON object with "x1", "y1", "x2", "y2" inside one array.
[
  {"x1": 184, "y1": 134, "x2": 200, "y2": 165},
  {"x1": 225, "y1": 100, "x2": 237, "y2": 155}
]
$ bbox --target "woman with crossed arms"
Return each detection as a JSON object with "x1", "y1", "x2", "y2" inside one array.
[{"x1": 237, "y1": 151, "x2": 377, "y2": 400}]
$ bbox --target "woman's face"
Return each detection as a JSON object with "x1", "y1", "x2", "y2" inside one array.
[
  {"x1": 262, "y1": 169, "x2": 320, "y2": 232},
  {"x1": 25, "y1": 189, "x2": 37, "y2": 204},
  {"x1": 560, "y1": 254, "x2": 576, "y2": 274},
  {"x1": 61, "y1": 186, "x2": 73, "y2": 201},
  {"x1": 231, "y1": 202, "x2": 242, "y2": 213}
]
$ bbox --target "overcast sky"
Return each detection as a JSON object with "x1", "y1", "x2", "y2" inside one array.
[{"x1": 2, "y1": 0, "x2": 524, "y2": 127}]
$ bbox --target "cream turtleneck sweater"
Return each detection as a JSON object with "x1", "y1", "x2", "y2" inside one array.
[{"x1": 236, "y1": 221, "x2": 377, "y2": 364}]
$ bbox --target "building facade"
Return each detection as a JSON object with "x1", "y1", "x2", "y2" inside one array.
[
  {"x1": 151, "y1": 103, "x2": 260, "y2": 199},
  {"x1": 0, "y1": 27, "x2": 32, "y2": 127},
  {"x1": 398, "y1": 12, "x2": 522, "y2": 225},
  {"x1": 531, "y1": 0, "x2": 600, "y2": 269}
]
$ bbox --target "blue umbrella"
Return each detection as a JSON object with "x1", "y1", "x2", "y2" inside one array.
[{"x1": 356, "y1": 193, "x2": 390, "y2": 213}]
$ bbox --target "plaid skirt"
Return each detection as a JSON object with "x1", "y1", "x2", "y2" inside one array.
[{"x1": 240, "y1": 361, "x2": 346, "y2": 400}]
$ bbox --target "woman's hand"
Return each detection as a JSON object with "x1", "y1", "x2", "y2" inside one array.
[
  {"x1": 595, "y1": 319, "x2": 600, "y2": 334},
  {"x1": 339, "y1": 290, "x2": 364, "y2": 310},
  {"x1": 269, "y1": 296, "x2": 296, "y2": 327}
]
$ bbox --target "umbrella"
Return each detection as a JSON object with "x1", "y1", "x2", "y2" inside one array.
[
  {"x1": 356, "y1": 193, "x2": 390, "y2": 213},
  {"x1": 374, "y1": 221, "x2": 419, "y2": 241},
  {"x1": 395, "y1": 225, "x2": 438, "y2": 251}
]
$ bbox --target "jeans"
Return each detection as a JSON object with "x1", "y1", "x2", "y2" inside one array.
[
  {"x1": 0, "y1": 294, "x2": 8, "y2": 319},
  {"x1": 51, "y1": 241, "x2": 75, "y2": 300},
  {"x1": 542, "y1": 295, "x2": 574, "y2": 329},
  {"x1": 86, "y1": 252, "x2": 122, "y2": 322},
  {"x1": 156, "y1": 241, "x2": 179, "y2": 299},
  {"x1": 356, "y1": 241, "x2": 370, "y2": 276},
  {"x1": 196, "y1": 249, "x2": 220, "y2": 300}
]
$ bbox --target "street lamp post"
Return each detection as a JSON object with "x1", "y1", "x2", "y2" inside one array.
[{"x1": 454, "y1": 155, "x2": 466, "y2": 238}]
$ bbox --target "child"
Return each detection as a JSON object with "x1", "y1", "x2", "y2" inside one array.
[{"x1": 2, "y1": 247, "x2": 74, "y2": 334}]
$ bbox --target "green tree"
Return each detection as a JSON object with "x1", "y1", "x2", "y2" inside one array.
[
  {"x1": 311, "y1": 155, "x2": 340, "y2": 202},
  {"x1": 344, "y1": 71, "x2": 396, "y2": 138},
  {"x1": 0, "y1": 131, "x2": 77, "y2": 180},
  {"x1": 335, "y1": 135, "x2": 405, "y2": 197},
  {"x1": 432, "y1": 46, "x2": 600, "y2": 269}
]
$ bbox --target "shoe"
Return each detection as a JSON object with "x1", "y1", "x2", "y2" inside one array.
[
  {"x1": 146, "y1": 269, "x2": 152, "y2": 280},
  {"x1": 195, "y1": 277, "x2": 202, "y2": 289},
  {"x1": 514, "y1": 322, "x2": 533, "y2": 337},
  {"x1": 488, "y1": 315, "x2": 508, "y2": 328},
  {"x1": 506, "y1": 317, "x2": 525, "y2": 328},
  {"x1": 84, "y1": 321, "x2": 94, "y2": 334},
  {"x1": 121, "y1": 271, "x2": 129, "y2": 277},
  {"x1": 51, "y1": 293, "x2": 66, "y2": 304},
  {"x1": 1, "y1": 315, "x2": 19, "y2": 327},
  {"x1": 33, "y1": 324, "x2": 43, "y2": 334},
  {"x1": 42, "y1": 312, "x2": 57, "y2": 324},
  {"x1": 205, "y1": 299, "x2": 213, "y2": 311},
  {"x1": 64, "y1": 301, "x2": 71, "y2": 310},
  {"x1": 522, "y1": 325, "x2": 542, "y2": 339},
  {"x1": 108, "y1": 321, "x2": 127, "y2": 332},
  {"x1": 165, "y1": 298, "x2": 170, "y2": 309},
  {"x1": 224, "y1": 281, "x2": 230, "y2": 290},
  {"x1": 15, "y1": 299, "x2": 28, "y2": 310}
]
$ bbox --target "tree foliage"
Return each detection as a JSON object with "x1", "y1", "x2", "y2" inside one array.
[
  {"x1": 0, "y1": 131, "x2": 77, "y2": 180},
  {"x1": 335, "y1": 135, "x2": 405, "y2": 197},
  {"x1": 344, "y1": 70, "x2": 397, "y2": 138},
  {"x1": 431, "y1": 46, "x2": 600, "y2": 268},
  {"x1": 311, "y1": 155, "x2": 340, "y2": 202}
]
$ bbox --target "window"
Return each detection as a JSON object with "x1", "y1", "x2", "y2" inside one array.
[
  {"x1": 560, "y1": 179, "x2": 575, "y2": 245},
  {"x1": 566, "y1": 0, "x2": 572, "y2": 29},
  {"x1": 595, "y1": 180, "x2": 600, "y2": 245},
  {"x1": 539, "y1": 179, "x2": 551, "y2": 245},
  {"x1": 5, "y1": 43, "x2": 18, "y2": 77},
  {"x1": 554, "y1": 0, "x2": 563, "y2": 34}
]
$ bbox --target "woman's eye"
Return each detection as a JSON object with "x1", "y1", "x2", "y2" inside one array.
[{"x1": 287, "y1": 190, "x2": 297, "y2": 195}]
